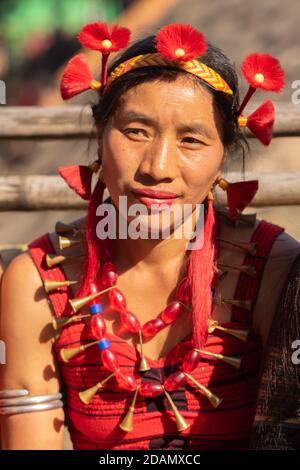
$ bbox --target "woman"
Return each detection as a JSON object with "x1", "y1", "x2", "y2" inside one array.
[{"x1": 0, "y1": 23, "x2": 299, "y2": 450}]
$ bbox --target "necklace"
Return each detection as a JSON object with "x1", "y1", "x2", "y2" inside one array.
[{"x1": 55, "y1": 236, "x2": 249, "y2": 434}]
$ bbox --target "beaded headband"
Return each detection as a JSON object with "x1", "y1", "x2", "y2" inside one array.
[{"x1": 59, "y1": 21, "x2": 285, "y2": 218}]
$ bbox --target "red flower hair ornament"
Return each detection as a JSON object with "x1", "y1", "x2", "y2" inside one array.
[
  {"x1": 236, "y1": 53, "x2": 285, "y2": 148},
  {"x1": 155, "y1": 23, "x2": 207, "y2": 61}
]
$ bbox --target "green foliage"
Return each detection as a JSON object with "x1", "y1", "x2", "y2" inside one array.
[{"x1": 0, "y1": 0, "x2": 122, "y2": 51}]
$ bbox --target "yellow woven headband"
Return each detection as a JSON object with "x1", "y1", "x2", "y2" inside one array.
[{"x1": 105, "y1": 52, "x2": 233, "y2": 95}]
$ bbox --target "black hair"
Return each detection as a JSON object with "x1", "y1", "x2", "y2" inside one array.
[{"x1": 91, "y1": 35, "x2": 249, "y2": 159}]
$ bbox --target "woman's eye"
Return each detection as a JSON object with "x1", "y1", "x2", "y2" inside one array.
[
  {"x1": 124, "y1": 128, "x2": 147, "y2": 137},
  {"x1": 182, "y1": 137, "x2": 204, "y2": 145}
]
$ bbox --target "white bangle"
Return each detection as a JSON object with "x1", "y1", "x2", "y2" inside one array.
[
  {"x1": 0, "y1": 400, "x2": 64, "y2": 415},
  {"x1": 0, "y1": 392, "x2": 63, "y2": 407},
  {"x1": 0, "y1": 389, "x2": 29, "y2": 399}
]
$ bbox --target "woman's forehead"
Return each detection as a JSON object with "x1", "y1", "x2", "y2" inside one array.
[{"x1": 116, "y1": 77, "x2": 216, "y2": 124}]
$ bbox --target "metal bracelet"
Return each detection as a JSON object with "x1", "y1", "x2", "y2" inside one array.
[
  {"x1": 0, "y1": 389, "x2": 29, "y2": 399},
  {"x1": 0, "y1": 400, "x2": 64, "y2": 415},
  {"x1": 0, "y1": 392, "x2": 63, "y2": 407}
]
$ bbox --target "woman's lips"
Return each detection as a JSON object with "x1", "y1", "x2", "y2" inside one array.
[
  {"x1": 132, "y1": 190, "x2": 179, "y2": 207},
  {"x1": 136, "y1": 196, "x2": 177, "y2": 207}
]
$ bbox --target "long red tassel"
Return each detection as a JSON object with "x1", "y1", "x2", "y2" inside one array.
[
  {"x1": 76, "y1": 179, "x2": 106, "y2": 298},
  {"x1": 188, "y1": 194, "x2": 216, "y2": 350}
]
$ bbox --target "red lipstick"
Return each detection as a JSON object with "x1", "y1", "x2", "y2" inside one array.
[{"x1": 132, "y1": 188, "x2": 179, "y2": 208}]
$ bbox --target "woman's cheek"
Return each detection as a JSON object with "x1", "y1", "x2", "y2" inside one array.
[
  {"x1": 181, "y1": 151, "x2": 222, "y2": 202},
  {"x1": 105, "y1": 134, "x2": 139, "y2": 176}
]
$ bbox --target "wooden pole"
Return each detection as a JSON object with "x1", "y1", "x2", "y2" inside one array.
[
  {"x1": 0, "y1": 103, "x2": 299, "y2": 139},
  {"x1": 0, "y1": 175, "x2": 87, "y2": 210},
  {"x1": 0, "y1": 172, "x2": 299, "y2": 210}
]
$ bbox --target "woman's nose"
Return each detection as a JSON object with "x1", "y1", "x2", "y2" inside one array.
[{"x1": 138, "y1": 136, "x2": 178, "y2": 181}]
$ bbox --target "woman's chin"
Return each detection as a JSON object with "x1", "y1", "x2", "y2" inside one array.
[{"x1": 126, "y1": 212, "x2": 192, "y2": 242}]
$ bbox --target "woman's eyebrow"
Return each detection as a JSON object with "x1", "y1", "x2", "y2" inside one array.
[
  {"x1": 119, "y1": 111, "x2": 214, "y2": 139},
  {"x1": 119, "y1": 111, "x2": 155, "y2": 126},
  {"x1": 178, "y1": 123, "x2": 214, "y2": 139}
]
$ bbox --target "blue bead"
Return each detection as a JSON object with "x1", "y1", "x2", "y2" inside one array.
[
  {"x1": 89, "y1": 303, "x2": 103, "y2": 314},
  {"x1": 211, "y1": 287, "x2": 216, "y2": 297},
  {"x1": 97, "y1": 338, "x2": 110, "y2": 350}
]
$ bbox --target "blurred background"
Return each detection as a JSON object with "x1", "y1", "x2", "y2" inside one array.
[{"x1": 0, "y1": 0, "x2": 299, "y2": 250}]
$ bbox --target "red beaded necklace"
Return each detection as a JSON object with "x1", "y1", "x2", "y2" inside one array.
[
  {"x1": 98, "y1": 246, "x2": 192, "y2": 372},
  {"x1": 57, "y1": 236, "x2": 249, "y2": 433}
]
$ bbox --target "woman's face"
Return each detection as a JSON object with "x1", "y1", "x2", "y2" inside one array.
[{"x1": 98, "y1": 75, "x2": 225, "y2": 236}]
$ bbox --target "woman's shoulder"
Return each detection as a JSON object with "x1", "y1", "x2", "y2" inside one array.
[
  {"x1": 0, "y1": 216, "x2": 88, "y2": 386},
  {"x1": 216, "y1": 210, "x2": 300, "y2": 346},
  {"x1": 1, "y1": 249, "x2": 42, "y2": 301},
  {"x1": 255, "y1": 217, "x2": 300, "y2": 300},
  {"x1": 216, "y1": 207, "x2": 300, "y2": 262},
  {"x1": 20, "y1": 216, "x2": 87, "y2": 278},
  {"x1": 23, "y1": 216, "x2": 87, "y2": 310},
  {"x1": 1, "y1": 215, "x2": 87, "y2": 319},
  {"x1": 255, "y1": 220, "x2": 300, "y2": 342},
  {"x1": 46, "y1": 216, "x2": 87, "y2": 261},
  {"x1": 267, "y1": 225, "x2": 300, "y2": 263}
]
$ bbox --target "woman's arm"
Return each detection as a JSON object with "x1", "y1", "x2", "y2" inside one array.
[
  {"x1": 252, "y1": 230, "x2": 300, "y2": 348},
  {"x1": 0, "y1": 252, "x2": 65, "y2": 450}
]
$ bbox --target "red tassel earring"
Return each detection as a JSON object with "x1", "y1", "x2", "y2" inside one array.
[
  {"x1": 216, "y1": 178, "x2": 258, "y2": 220},
  {"x1": 58, "y1": 159, "x2": 101, "y2": 200}
]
